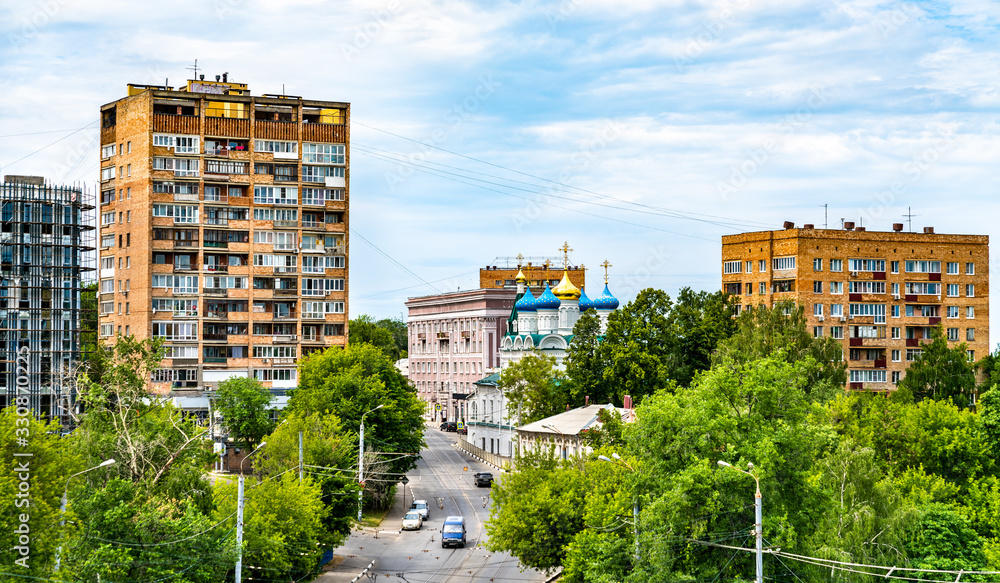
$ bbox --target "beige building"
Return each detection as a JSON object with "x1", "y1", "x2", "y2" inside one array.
[
  {"x1": 721, "y1": 222, "x2": 988, "y2": 391},
  {"x1": 480, "y1": 256, "x2": 585, "y2": 293},
  {"x1": 98, "y1": 76, "x2": 349, "y2": 396}
]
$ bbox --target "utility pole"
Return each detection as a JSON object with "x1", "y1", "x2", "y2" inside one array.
[
  {"x1": 718, "y1": 461, "x2": 762, "y2": 583},
  {"x1": 298, "y1": 431, "x2": 304, "y2": 484},
  {"x1": 358, "y1": 405, "x2": 384, "y2": 523},
  {"x1": 236, "y1": 442, "x2": 267, "y2": 583}
]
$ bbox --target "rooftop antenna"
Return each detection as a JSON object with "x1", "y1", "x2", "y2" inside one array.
[
  {"x1": 903, "y1": 207, "x2": 920, "y2": 233},
  {"x1": 186, "y1": 59, "x2": 199, "y2": 80},
  {"x1": 819, "y1": 203, "x2": 828, "y2": 229}
]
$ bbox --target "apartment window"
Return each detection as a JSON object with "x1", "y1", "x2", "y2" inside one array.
[
  {"x1": 302, "y1": 165, "x2": 344, "y2": 183},
  {"x1": 101, "y1": 144, "x2": 115, "y2": 158},
  {"x1": 831, "y1": 326, "x2": 843, "y2": 339},
  {"x1": 125, "y1": 302, "x2": 130, "y2": 315},
  {"x1": 891, "y1": 283, "x2": 899, "y2": 297},
  {"x1": 99, "y1": 301, "x2": 113, "y2": 314},
  {"x1": 904, "y1": 282, "x2": 940, "y2": 296},
  {"x1": 849, "y1": 303, "x2": 886, "y2": 323},
  {"x1": 850, "y1": 370, "x2": 886, "y2": 383},
  {"x1": 759, "y1": 282, "x2": 765, "y2": 295},
  {"x1": 891, "y1": 349, "x2": 901, "y2": 362},
  {"x1": 966, "y1": 262, "x2": 975, "y2": 275},
  {"x1": 302, "y1": 143, "x2": 345, "y2": 164},
  {"x1": 100, "y1": 279, "x2": 114, "y2": 294},
  {"x1": 99, "y1": 324, "x2": 113, "y2": 337},
  {"x1": 891, "y1": 371, "x2": 901, "y2": 384},
  {"x1": 831, "y1": 304, "x2": 843, "y2": 317},
  {"x1": 118, "y1": 302, "x2": 122, "y2": 314},
  {"x1": 126, "y1": 233, "x2": 130, "y2": 247},
  {"x1": 849, "y1": 259, "x2": 885, "y2": 272},
  {"x1": 891, "y1": 327, "x2": 900, "y2": 339},
  {"x1": 829, "y1": 281, "x2": 842, "y2": 295},
  {"x1": 891, "y1": 305, "x2": 899, "y2": 318},
  {"x1": 206, "y1": 160, "x2": 249, "y2": 174},
  {"x1": 153, "y1": 204, "x2": 199, "y2": 223},
  {"x1": 813, "y1": 326, "x2": 823, "y2": 338},
  {"x1": 947, "y1": 306, "x2": 959, "y2": 318},
  {"x1": 127, "y1": 187, "x2": 131, "y2": 199},
  {"x1": 905, "y1": 260, "x2": 940, "y2": 274},
  {"x1": 773, "y1": 257, "x2": 796, "y2": 271},
  {"x1": 119, "y1": 212, "x2": 123, "y2": 224},
  {"x1": 152, "y1": 157, "x2": 199, "y2": 176},
  {"x1": 947, "y1": 328, "x2": 959, "y2": 341},
  {"x1": 101, "y1": 234, "x2": 114, "y2": 248},
  {"x1": 254, "y1": 140, "x2": 297, "y2": 154},
  {"x1": 329, "y1": 301, "x2": 345, "y2": 314},
  {"x1": 152, "y1": 322, "x2": 198, "y2": 341},
  {"x1": 946, "y1": 284, "x2": 959, "y2": 297},
  {"x1": 153, "y1": 134, "x2": 199, "y2": 154},
  {"x1": 253, "y1": 369, "x2": 295, "y2": 382},
  {"x1": 814, "y1": 304, "x2": 823, "y2": 316},
  {"x1": 813, "y1": 258, "x2": 822, "y2": 271},
  {"x1": 758, "y1": 260, "x2": 766, "y2": 272},
  {"x1": 127, "y1": 141, "x2": 131, "y2": 153},
  {"x1": 745, "y1": 282, "x2": 752, "y2": 295},
  {"x1": 966, "y1": 328, "x2": 975, "y2": 341},
  {"x1": 100, "y1": 166, "x2": 115, "y2": 181},
  {"x1": 968, "y1": 350, "x2": 976, "y2": 362},
  {"x1": 126, "y1": 210, "x2": 130, "y2": 223},
  {"x1": 966, "y1": 284, "x2": 975, "y2": 297},
  {"x1": 744, "y1": 261, "x2": 752, "y2": 274},
  {"x1": 813, "y1": 281, "x2": 823, "y2": 293},
  {"x1": 890, "y1": 261, "x2": 899, "y2": 274},
  {"x1": 254, "y1": 186, "x2": 298, "y2": 205},
  {"x1": 829, "y1": 259, "x2": 842, "y2": 272},
  {"x1": 967, "y1": 306, "x2": 975, "y2": 319},
  {"x1": 117, "y1": 257, "x2": 122, "y2": 270},
  {"x1": 100, "y1": 256, "x2": 114, "y2": 271},
  {"x1": 127, "y1": 164, "x2": 131, "y2": 177},
  {"x1": 723, "y1": 261, "x2": 742, "y2": 274}
]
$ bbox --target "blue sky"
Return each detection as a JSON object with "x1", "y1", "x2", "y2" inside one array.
[{"x1": 0, "y1": 0, "x2": 998, "y2": 344}]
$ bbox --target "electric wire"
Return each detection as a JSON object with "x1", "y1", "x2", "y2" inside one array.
[
  {"x1": 1, "y1": 121, "x2": 98, "y2": 171},
  {"x1": 351, "y1": 227, "x2": 443, "y2": 293}
]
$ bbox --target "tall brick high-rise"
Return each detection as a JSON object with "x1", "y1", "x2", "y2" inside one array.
[
  {"x1": 722, "y1": 222, "x2": 988, "y2": 391},
  {"x1": 98, "y1": 76, "x2": 349, "y2": 397}
]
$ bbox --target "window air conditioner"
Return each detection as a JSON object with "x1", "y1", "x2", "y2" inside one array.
[
  {"x1": 850, "y1": 271, "x2": 859, "y2": 277},
  {"x1": 817, "y1": 315, "x2": 824, "y2": 321},
  {"x1": 892, "y1": 293, "x2": 900, "y2": 299},
  {"x1": 839, "y1": 315, "x2": 846, "y2": 322}
]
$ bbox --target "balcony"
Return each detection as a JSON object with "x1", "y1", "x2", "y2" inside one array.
[
  {"x1": 205, "y1": 218, "x2": 229, "y2": 226},
  {"x1": 274, "y1": 288, "x2": 298, "y2": 295},
  {"x1": 174, "y1": 240, "x2": 199, "y2": 248},
  {"x1": 203, "y1": 288, "x2": 228, "y2": 296},
  {"x1": 203, "y1": 241, "x2": 228, "y2": 249},
  {"x1": 274, "y1": 175, "x2": 298, "y2": 183},
  {"x1": 302, "y1": 123, "x2": 346, "y2": 143},
  {"x1": 203, "y1": 334, "x2": 228, "y2": 342},
  {"x1": 271, "y1": 357, "x2": 296, "y2": 365},
  {"x1": 173, "y1": 263, "x2": 197, "y2": 272},
  {"x1": 204, "y1": 193, "x2": 229, "y2": 203},
  {"x1": 256, "y1": 120, "x2": 298, "y2": 141},
  {"x1": 273, "y1": 312, "x2": 298, "y2": 320},
  {"x1": 204, "y1": 311, "x2": 228, "y2": 319},
  {"x1": 302, "y1": 220, "x2": 324, "y2": 229},
  {"x1": 173, "y1": 192, "x2": 199, "y2": 202},
  {"x1": 273, "y1": 334, "x2": 297, "y2": 343},
  {"x1": 324, "y1": 245, "x2": 345, "y2": 255},
  {"x1": 205, "y1": 117, "x2": 250, "y2": 138},
  {"x1": 302, "y1": 312, "x2": 325, "y2": 320},
  {"x1": 153, "y1": 114, "x2": 199, "y2": 134},
  {"x1": 203, "y1": 264, "x2": 228, "y2": 273},
  {"x1": 203, "y1": 356, "x2": 228, "y2": 363},
  {"x1": 273, "y1": 220, "x2": 298, "y2": 228}
]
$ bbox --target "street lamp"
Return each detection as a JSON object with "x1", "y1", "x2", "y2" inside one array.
[
  {"x1": 358, "y1": 404, "x2": 384, "y2": 523},
  {"x1": 236, "y1": 441, "x2": 267, "y2": 583},
  {"x1": 718, "y1": 460, "x2": 762, "y2": 583},
  {"x1": 598, "y1": 453, "x2": 639, "y2": 566},
  {"x1": 55, "y1": 458, "x2": 116, "y2": 571}
]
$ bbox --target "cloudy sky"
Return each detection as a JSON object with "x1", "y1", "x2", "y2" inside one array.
[{"x1": 1, "y1": 0, "x2": 998, "y2": 343}]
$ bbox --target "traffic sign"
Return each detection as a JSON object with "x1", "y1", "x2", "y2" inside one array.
[{"x1": 401, "y1": 476, "x2": 409, "y2": 485}]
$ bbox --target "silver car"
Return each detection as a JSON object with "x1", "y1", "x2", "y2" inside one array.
[
  {"x1": 401, "y1": 511, "x2": 423, "y2": 531},
  {"x1": 410, "y1": 499, "x2": 430, "y2": 520}
]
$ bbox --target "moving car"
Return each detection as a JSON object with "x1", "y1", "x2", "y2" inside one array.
[
  {"x1": 474, "y1": 472, "x2": 494, "y2": 487},
  {"x1": 410, "y1": 499, "x2": 430, "y2": 520},
  {"x1": 441, "y1": 515, "x2": 467, "y2": 548},
  {"x1": 401, "y1": 511, "x2": 423, "y2": 531},
  {"x1": 441, "y1": 421, "x2": 457, "y2": 432}
]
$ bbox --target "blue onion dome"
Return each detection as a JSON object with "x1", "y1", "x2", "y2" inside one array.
[
  {"x1": 534, "y1": 284, "x2": 561, "y2": 310},
  {"x1": 515, "y1": 288, "x2": 537, "y2": 312},
  {"x1": 593, "y1": 284, "x2": 619, "y2": 310},
  {"x1": 578, "y1": 289, "x2": 595, "y2": 312}
]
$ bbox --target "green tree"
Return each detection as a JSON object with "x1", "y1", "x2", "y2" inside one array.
[
  {"x1": 714, "y1": 300, "x2": 846, "y2": 389},
  {"x1": 904, "y1": 504, "x2": 988, "y2": 577},
  {"x1": 0, "y1": 408, "x2": 81, "y2": 576},
  {"x1": 979, "y1": 386, "x2": 1000, "y2": 459},
  {"x1": 564, "y1": 310, "x2": 608, "y2": 405},
  {"x1": 214, "y1": 473, "x2": 331, "y2": 579},
  {"x1": 290, "y1": 344, "x2": 425, "y2": 505},
  {"x1": 485, "y1": 447, "x2": 590, "y2": 573},
  {"x1": 896, "y1": 327, "x2": 977, "y2": 408},
  {"x1": 349, "y1": 314, "x2": 407, "y2": 361},
  {"x1": 498, "y1": 352, "x2": 567, "y2": 424},
  {"x1": 665, "y1": 287, "x2": 737, "y2": 387},
  {"x1": 255, "y1": 410, "x2": 357, "y2": 541},
  {"x1": 597, "y1": 288, "x2": 675, "y2": 404},
  {"x1": 214, "y1": 376, "x2": 275, "y2": 448}
]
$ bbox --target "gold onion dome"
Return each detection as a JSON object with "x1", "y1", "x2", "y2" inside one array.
[
  {"x1": 515, "y1": 268, "x2": 527, "y2": 283},
  {"x1": 552, "y1": 270, "x2": 581, "y2": 300}
]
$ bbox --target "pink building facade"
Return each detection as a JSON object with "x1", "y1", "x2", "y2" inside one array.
[{"x1": 405, "y1": 289, "x2": 514, "y2": 422}]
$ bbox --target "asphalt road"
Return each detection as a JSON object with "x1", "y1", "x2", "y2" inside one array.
[{"x1": 315, "y1": 426, "x2": 548, "y2": 583}]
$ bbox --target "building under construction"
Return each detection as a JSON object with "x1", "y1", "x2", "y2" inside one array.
[{"x1": 0, "y1": 175, "x2": 95, "y2": 424}]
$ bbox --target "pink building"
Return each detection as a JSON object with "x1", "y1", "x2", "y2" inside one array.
[{"x1": 405, "y1": 289, "x2": 514, "y2": 422}]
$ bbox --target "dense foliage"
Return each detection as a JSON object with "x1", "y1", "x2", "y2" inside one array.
[
  {"x1": 488, "y1": 301, "x2": 998, "y2": 582},
  {"x1": 349, "y1": 314, "x2": 408, "y2": 361}
]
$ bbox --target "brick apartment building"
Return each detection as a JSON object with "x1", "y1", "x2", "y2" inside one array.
[
  {"x1": 98, "y1": 75, "x2": 349, "y2": 397},
  {"x1": 721, "y1": 222, "x2": 988, "y2": 391}
]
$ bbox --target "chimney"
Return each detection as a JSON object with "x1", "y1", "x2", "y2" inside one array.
[
  {"x1": 624, "y1": 395, "x2": 632, "y2": 409},
  {"x1": 585, "y1": 395, "x2": 589, "y2": 406},
  {"x1": 893, "y1": 223, "x2": 904, "y2": 232},
  {"x1": 843, "y1": 221, "x2": 855, "y2": 230},
  {"x1": 803, "y1": 224, "x2": 814, "y2": 229},
  {"x1": 216, "y1": 75, "x2": 221, "y2": 82},
  {"x1": 783, "y1": 221, "x2": 795, "y2": 229},
  {"x1": 923, "y1": 226, "x2": 935, "y2": 234},
  {"x1": 199, "y1": 74, "x2": 205, "y2": 81},
  {"x1": 855, "y1": 227, "x2": 866, "y2": 232},
  {"x1": 222, "y1": 72, "x2": 228, "y2": 82}
]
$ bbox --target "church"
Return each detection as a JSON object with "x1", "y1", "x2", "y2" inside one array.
[{"x1": 500, "y1": 248, "x2": 619, "y2": 368}]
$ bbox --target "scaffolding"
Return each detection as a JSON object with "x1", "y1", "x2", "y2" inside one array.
[{"x1": 0, "y1": 176, "x2": 96, "y2": 426}]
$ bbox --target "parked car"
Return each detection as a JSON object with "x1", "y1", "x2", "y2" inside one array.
[
  {"x1": 410, "y1": 499, "x2": 430, "y2": 520},
  {"x1": 401, "y1": 511, "x2": 423, "y2": 531},
  {"x1": 441, "y1": 515, "x2": 467, "y2": 548},
  {"x1": 458, "y1": 424, "x2": 468, "y2": 435},
  {"x1": 440, "y1": 421, "x2": 457, "y2": 432},
  {"x1": 474, "y1": 472, "x2": 494, "y2": 487},
  {"x1": 440, "y1": 421, "x2": 449, "y2": 431}
]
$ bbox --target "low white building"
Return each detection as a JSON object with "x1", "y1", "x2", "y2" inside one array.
[
  {"x1": 466, "y1": 372, "x2": 517, "y2": 459},
  {"x1": 517, "y1": 403, "x2": 634, "y2": 459}
]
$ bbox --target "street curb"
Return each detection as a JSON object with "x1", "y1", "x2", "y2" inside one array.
[
  {"x1": 349, "y1": 559, "x2": 375, "y2": 583},
  {"x1": 544, "y1": 568, "x2": 563, "y2": 582}
]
